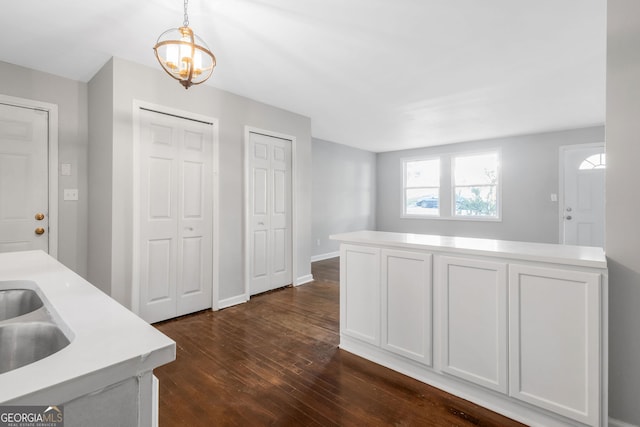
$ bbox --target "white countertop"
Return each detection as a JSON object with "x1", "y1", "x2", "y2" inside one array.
[
  {"x1": 0, "y1": 250, "x2": 176, "y2": 404},
  {"x1": 330, "y1": 230, "x2": 607, "y2": 269}
]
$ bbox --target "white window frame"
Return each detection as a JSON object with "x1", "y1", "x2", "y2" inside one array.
[
  {"x1": 401, "y1": 156, "x2": 441, "y2": 218},
  {"x1": 451, "y1": 150, "x2": 502, "y2": 221}
]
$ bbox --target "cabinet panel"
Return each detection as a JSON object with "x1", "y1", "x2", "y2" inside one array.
[
  {"x1": 509, "y1": 264, "x2": 600, "y2": 425},
  {"x1": 340, "y1": 244, "x2": 380, "y2": 345},
  {"x1": 381, "y1": 249, "x2": 432, "y2": 365},
  {"x1": 440, "y1": 257, "x2": 508, "y2": 393}
]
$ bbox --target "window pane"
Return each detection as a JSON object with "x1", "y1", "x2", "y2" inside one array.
[
  {"x1": 406, "y1": 159, "x2": 440, "y2": 187},
  {"x1": 579, "y1": 153, "x2": 606, "y2": 170},
  {"x1": 455, "y1": 186, "x2": 497, "y2": 217},
  {"x1": 406, "y1": 188, "x2": 439, "y2": 216},
  {"x1": 454, "y1": 153, "x2": 498, "y2": 185}
]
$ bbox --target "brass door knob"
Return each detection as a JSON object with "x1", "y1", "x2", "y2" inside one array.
[
  {"x1": 35, "y1": 227, "x2": 45, "y2": 235},
  {"x1": 35, "y1": 213, "x2": 45, "y2": 221}
]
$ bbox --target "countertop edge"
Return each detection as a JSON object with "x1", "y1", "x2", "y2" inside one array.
[
  {"x1": 330, "y1": 231, "x2": 607, "y2": 269},
  {"x1": 0, "y1": 250, "x2": 177, "y2": 404}
]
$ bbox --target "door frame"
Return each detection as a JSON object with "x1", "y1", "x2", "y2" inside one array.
[
  {"x1": 132, "y1": 100, "x2": 220, "y2": 314},
  {"x1": 558, "y1": 142, "x2": 605, "y2": 245},
  {"x1": 243, "y1": 126, "x2": 297, "y2": 301},
  {"x1": 0, "y1": 94, "x2": 58, "y2": 257}
]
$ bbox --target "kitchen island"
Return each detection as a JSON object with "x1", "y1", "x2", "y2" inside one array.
[
  {"x1": 331, "y1": 230, "x2": 607, "y2": 427},
  {"x1": 0, "y1": 250, "x2": 175, "y2": 427}
]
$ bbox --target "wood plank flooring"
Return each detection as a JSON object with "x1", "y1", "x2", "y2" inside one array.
[{"x1": 154, "y1": 257, "x2": 526, "y2": 426}]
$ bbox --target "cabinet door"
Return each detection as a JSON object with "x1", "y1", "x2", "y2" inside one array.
[
  {"x1": 509, "y1": 264, "x2": 600, "y2": 425},
  {"x1": 381, "y1": 249, "x2": 432, "y2": 365},
  {"x1": 340, "y1": 244, "x2": 380, "y2": 345},
  {"x1": 440, "y1": 257, "x2": 508, "y2": 393}
]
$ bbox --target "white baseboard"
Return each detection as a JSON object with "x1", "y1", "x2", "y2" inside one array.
[
  {"x1": 217, "y1": 294, "x2": 248, "y2": 310},
  {"x1": 219, "y1": 276, "x2": 315, "y2": 304},
  {"x1": 294, "y1": 274, "x2": 314, "y2": 286},
  {"x1": 310, "y1": 251, "x2": 340, "y2": 262},
  {"x1": 609, "y1": 417, "x2": 639, "y2": 427}
]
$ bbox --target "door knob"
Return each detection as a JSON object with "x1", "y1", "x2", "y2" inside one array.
[
  {"x1": 35, "y1": 227, "x2": 45, "y2": 235},
  {"x1": 35, "y1": 213, "x2": 45, "y2": 221},
  {"x1": 565, "y1": 215, "x2": 573, "y2": 221}
]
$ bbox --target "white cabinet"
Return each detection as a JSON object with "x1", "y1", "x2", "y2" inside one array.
[
  {"x1": 333, "y1": 231, "x2": 607, "y2": 427},
  {"x1": 509, "y1": 264, "x2": 601, "y2": 426},
  {"x1": 439, "y1": 257, "x2": 508, "y2": 393},
  {"x1": 340, "y1": 244, "x2": 380, "y2": 345},
  {"x1": 381, "y1": 249, "x2": 432, "y2": 365}
]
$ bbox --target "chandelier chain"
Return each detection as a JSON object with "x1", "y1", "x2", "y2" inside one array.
[{"x1": 183, "y1": 0, "x2": 189, "y2": 27}]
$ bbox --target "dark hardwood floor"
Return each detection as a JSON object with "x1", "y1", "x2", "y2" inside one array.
[{"x1": 154, "y1": 257, "x2": 526, "y2": 426}]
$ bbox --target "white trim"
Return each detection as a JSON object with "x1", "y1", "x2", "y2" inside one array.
[
  {"x1": 132, "y1": 100, "x2": 220, "y2": 315},
  {"x1": 609, "y1": 418, "x2": 639, "y2": 427},
  {"x1": 218, "y1": 294, "x2": 248, "y2": 310},
  {"x1": 294, "y1": 274, "x2": 314, "y2": 286},
  {"x1": 0, "y1": 94, "x2": 58, "y2": 258},
  {"x1": 558, "y1": 142, "x2": 605, "y2": 244},
  {"x1": 243, "y1": 126, "x2": 298, "y2": 300},
  {"x1": 310, "y1": 251, "x2": 340, "y2": 262}
]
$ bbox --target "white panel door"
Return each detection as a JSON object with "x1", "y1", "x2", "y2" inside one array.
[
  {"x1": 0, "y1": 104, "x2": 49, "y2": 253},
  {"x1": 561, "y1": 144, "x2": 605, "y2": 247},
  {"x1": 381, "y1": 249, "x2": 432, "y2": 365},
  {"x1": 440, "y1": 256, "x2": 508, "y2": 393},
  {"x1": 340, "y1": 244, "x2": 380, "y2": 345},
  {"x1": 248, "y1": 132, "x2": 292, "y2": 295},
  {"x1": 139, "y1": 109, "x2": 213, "y2": 323},
  {"x1": 509, "y1": 264, "x2": 600, "y2": 425}
]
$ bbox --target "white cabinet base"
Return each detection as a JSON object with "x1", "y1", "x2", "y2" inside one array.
[
  {"x1": 381, "y1": 249, "x2": 432, "y2": 365},
  {"x1": 509, "y1": 264, "x2": 601, "y2": 425},
  {"x1": 339, "y1": 336, "x2": 588, "y2": 427},
  {"x1": 439, "y1": 256, "x2": 508, "y2": 393},
  {"x1": 333, "y1": 231, "x2": 607, "y2": 427}
]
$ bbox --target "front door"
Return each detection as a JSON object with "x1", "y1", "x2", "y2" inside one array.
[
  {"x1": 139, "y1": 108, "x2": 214, "y2": 323},
  {"x1": 248, "y1": 132, "x2": 292, "y2": 295},
  {"x1": 561, "y1": 144, "x2": 605, "y2": 247},
  {"x1": 0, "y1": 103, "x2": 49, "y2": 253}
]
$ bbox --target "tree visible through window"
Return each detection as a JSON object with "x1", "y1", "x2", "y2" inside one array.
[
  {"x1": 453, "y1": 152, "x2": 499, "y2": 218},
  {"x1": 403, "y1": 158, "x2": 440, "y2": 216}
]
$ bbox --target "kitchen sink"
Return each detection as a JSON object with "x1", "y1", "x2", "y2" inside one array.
[
  {"x1": 0, "y1": 289, "x2": 43, "y2": 321},
  {"x1": 0, "y1": 322, "x2": 70, "y2": 374}
]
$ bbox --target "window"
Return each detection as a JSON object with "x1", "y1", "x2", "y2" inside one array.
[
  {"x1": 579, "y1": 153, "x2": 606, "y2": 170},
  {"x1": 403, "y1": 158, "x2": 440, "y2": 216},
  {"x1": 453, "y1": 152, "x2": 499, "y2": 218}
]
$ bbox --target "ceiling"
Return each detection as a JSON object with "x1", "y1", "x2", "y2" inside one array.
[{"x1": 0, "y1": 0, "x2": 606, "y2": 153}]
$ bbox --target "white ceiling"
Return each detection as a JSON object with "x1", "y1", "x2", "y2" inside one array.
[{"x1": 0, "y1": 0, "x2": 606, "y2": 152}]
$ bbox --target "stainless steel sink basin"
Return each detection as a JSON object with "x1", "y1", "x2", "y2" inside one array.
[
  {"x1": 0, "y1": 322, "x2": 70, "y2": 374},
  {"x1": 0, "y1": 289, "x2": 43, "y2": 321}
]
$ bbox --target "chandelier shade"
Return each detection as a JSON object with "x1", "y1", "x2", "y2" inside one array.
[{"x1": 153, "y1": 1, "x2": 216, "y2": 89}]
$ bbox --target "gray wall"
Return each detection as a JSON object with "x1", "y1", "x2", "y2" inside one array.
[
  {"x1": 88, "y1": 57, "x2": 312, "y2": 306},
  {"x1": 376, "y1": 126, "x2": 605, "y2": 243},
  {"x1": 0, "y1": 61, "x2": 89, "y2": 277},
  {"x1": 311, "y1": 139, "x2": 376, "y2": 259},
  {"x1": 87, "y1": 60, "x2": 113, "y2": 295},
  {"x1": 606, "y1": 1, "x2": 640, "y2": 425}
]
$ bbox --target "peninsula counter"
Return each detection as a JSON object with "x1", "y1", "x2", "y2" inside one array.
[{"x1": 331, "y1": 231, "x2": 607, "y2": 427}]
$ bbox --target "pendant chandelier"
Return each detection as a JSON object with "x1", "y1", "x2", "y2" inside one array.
[{"x1": 153, "y1": 0, "x2": 216, "y2": 89}]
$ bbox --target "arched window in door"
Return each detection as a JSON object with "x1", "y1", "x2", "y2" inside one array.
[{"x1": 579, "y1": 153, "x2": 606, "y2": 170}]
